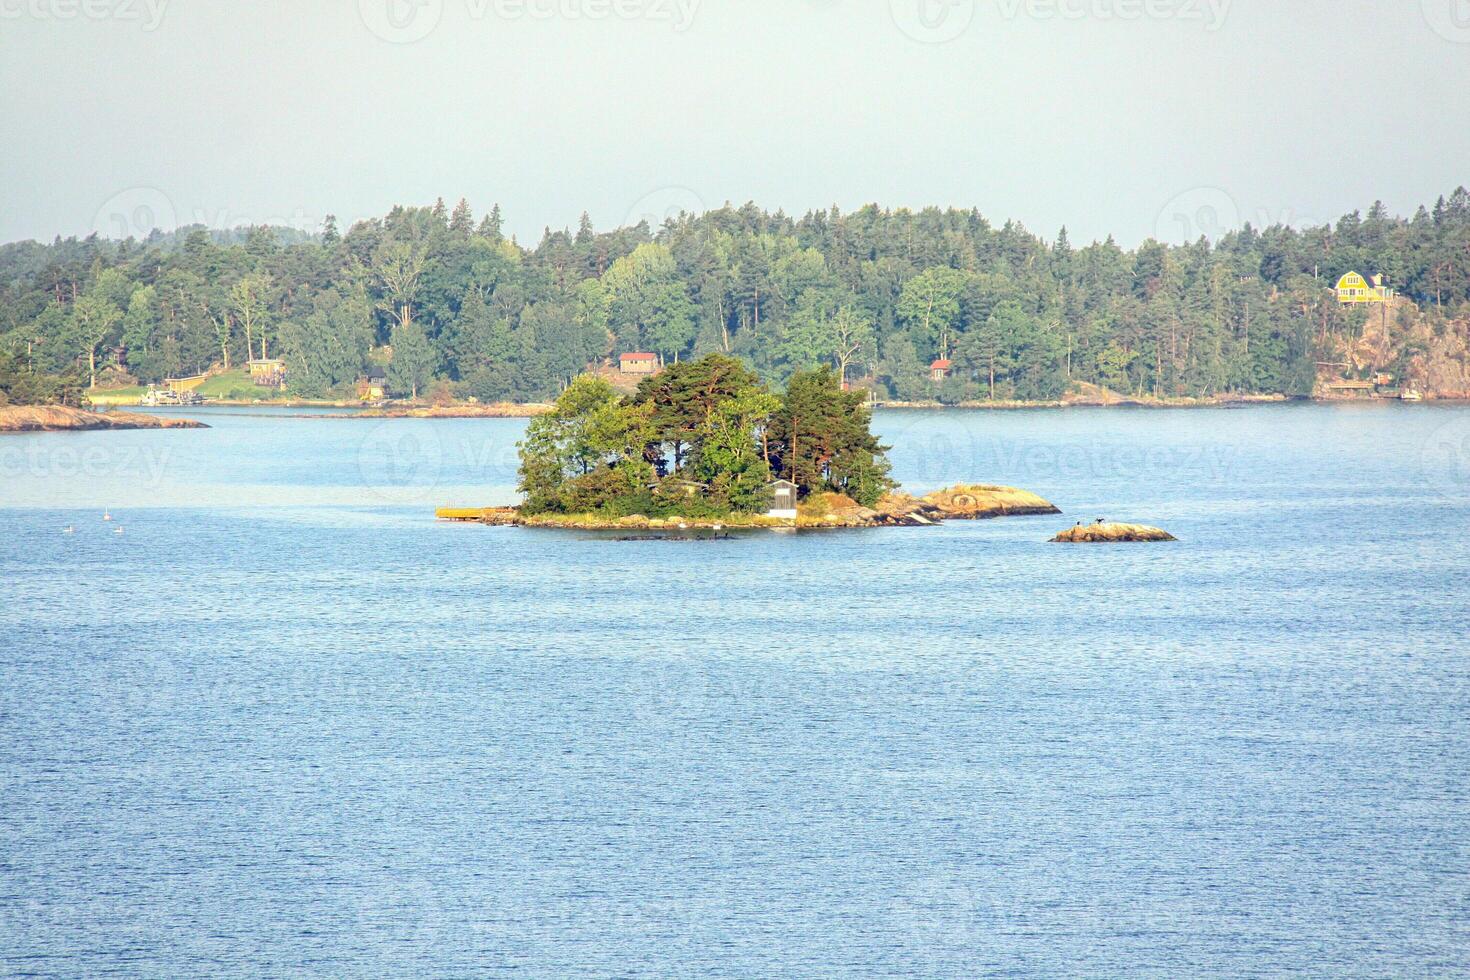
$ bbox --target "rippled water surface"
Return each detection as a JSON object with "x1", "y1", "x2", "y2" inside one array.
[{"x1": 2, "y1": 404, "x2": 1469, "y2": 977}]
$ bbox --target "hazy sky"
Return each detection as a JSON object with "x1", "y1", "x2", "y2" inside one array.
[{"x1": 3, "y1": 0, "x2": 1468, "y2": 248}]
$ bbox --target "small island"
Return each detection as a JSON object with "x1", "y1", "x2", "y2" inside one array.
[
  {"x1": 438, "y1": 354, "x2": 1059, "y2": 530},
  {"x1": 1051, "y1": 522, "x2": 1177, "y2": 543},
  {"x1": 0, "y1": 405, "x2": 207, "y2": 433}
]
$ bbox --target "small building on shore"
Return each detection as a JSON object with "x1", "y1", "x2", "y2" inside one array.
[
  {"x1": 248, "y1": 358, "x2": 286, "y2": 388},
  {"x1": 620, "y1": 352, "x2": 660, "y2": 375},
  {"x1": 357, "y1": 367, "x2": 388, "y2": 402},
  {"x1": 767, "y1": 479, "x2": 798, "y2": 520},
  {"x1": 930, "y1": 359, "x2": 952, "y2": 382},
  {"x1": 163, "y1": 373, "x2": 207, "y2": 393}
]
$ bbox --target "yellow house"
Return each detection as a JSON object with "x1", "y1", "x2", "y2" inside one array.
[{"x1": 1336, "y1": 271, "x2": 1393, "y2": 304}]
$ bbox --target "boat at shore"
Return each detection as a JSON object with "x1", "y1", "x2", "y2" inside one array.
[{"x1": 140, "y1": 387, "x2": 205, "y2": 407}]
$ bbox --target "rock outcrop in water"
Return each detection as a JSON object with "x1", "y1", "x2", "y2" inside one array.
[
  {"x1": 921, "y1": 484, "x2": 1063, "y2": 519},
  {"x1": 0, "y1": 405, "x2": 207, "y2": 432},
  {"x1": 1051, "y1": 522, "x2": 1176, "y2": 543}
]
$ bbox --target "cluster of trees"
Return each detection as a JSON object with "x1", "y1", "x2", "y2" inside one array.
[
  {"x1": 0, "y1": 346, "x2": 83, "y2": 406},
  {"x1": 519, "y1": 354, "x2": 891, "y2": 516},
  {"x1": 2, "y1": 190, "x2": 1468, "y2": 403}
]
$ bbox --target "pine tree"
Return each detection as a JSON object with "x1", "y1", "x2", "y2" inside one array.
[
  {"x1": 766, "y1": 366, "x2": 892, "y2": 505},
  {"x1": 388, "y1": 319, "x2": 435, "y2": 400},
  {"x1": 449, "y1": 198, "x2": 473, "y2": 238},
  {"x1": 477, "y1": 203, "x2": 504, "y2": 242}
]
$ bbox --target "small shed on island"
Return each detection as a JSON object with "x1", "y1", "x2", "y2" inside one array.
[
  {"x1": 620, "y1": 352, "x2": 660, "y2": 375},
  {"x1": 767, "y1": 479, "x2": 798, "y2": 520},
  {"x1": 930, "y1": 358, "x2": 952, "y2": 382}
]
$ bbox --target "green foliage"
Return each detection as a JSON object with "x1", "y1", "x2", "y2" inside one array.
[
  {"x1": 278, "y1": 288, "x2": 374, "y2": 398},
  {"x1": 630, "y1": 353, "x2": 764, "y2": 472},
  {"x1": 766, "y1": 367, "x2": 893, "y2": 506},
  {"x1": 517, "y1": 375, "x2": 657, "y2": 514},
  {"x1": 0, "y1": 346, "x2": 84, "y2": 406},
  {"x1": 897, "y1": 266, "x2": 970, "y2": 358},
  {"x1": 388, "y1": 319, "x2": 435, "y2": 399},
  {"x1": 694, "y1": 387, "x2": 781, "y2": 512},
  {"x1": 954, "y1": 300, "x2": 1065, "y2": 401},
  {"x1": 603, "y1": 243, "x2": 696, "y2": 360},
  {"x1": 2, "y1": 190, "x2": 1468, "y2": 407},
  {"x1": 517, "y1": 354, "x2": 889, "y2": 516}
]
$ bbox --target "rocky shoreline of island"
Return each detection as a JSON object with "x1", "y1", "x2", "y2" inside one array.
[
  {"x1": 438, "y1": 485, "x2": 1177, "y2": 542},
  {"x1": 0, "y1": 405, "x2": 208, "y2": 433},
  {"x1": 439, "y1": 484, "x2": 1063, "y2": 530},
  {"x1": 434, "y1": 356, "x2": 1183, "y2": 541}
]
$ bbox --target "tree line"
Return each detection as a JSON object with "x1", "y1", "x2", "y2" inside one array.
[{"x1": 2, "y1": 190, "x2": 1468, "y2": 405}]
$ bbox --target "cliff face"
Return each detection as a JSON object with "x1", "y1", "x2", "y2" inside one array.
[
  {"x1": 1407, "y1": 318, "x2": 1470, "y2": 398},
  {"x1": 1320, "y1": 299, "x2": 1470, "y2": 398},
  {"x1": 0, "y1": 405, "x2": 207, "y2": 432}
]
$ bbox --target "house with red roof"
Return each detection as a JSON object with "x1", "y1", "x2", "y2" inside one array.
[{"x1": 619, "y1": 352, "x2": 660, "y2": 376}]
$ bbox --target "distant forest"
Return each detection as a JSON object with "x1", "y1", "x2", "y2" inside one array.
[{"x1": 2, "y1": 190, "x2": 1469, "y2": 404}]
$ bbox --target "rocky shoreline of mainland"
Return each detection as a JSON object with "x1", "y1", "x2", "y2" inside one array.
[
  {"x1": 0, "y1": 405, "x2": 208, "y2": 433},
  {"x1": 352, "y1": 402, "x2": 552, "y2": 419}
]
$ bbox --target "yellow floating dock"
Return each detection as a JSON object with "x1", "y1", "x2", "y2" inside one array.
[{"x1": 436, "y1": 508, "x2": 493, "y2": 521}]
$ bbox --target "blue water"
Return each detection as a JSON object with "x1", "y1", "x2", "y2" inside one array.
[{"x1": 2, "y1": 404, "x2": 1468, "y2": 977}]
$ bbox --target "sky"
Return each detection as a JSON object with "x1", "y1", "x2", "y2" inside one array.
[{"x1": 2, "y1": 0, "x2": 1468, "y2": 249}]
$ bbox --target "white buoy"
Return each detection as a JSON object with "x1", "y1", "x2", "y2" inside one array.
[
  {"x1": 114, "y1": 526, "x2": 124, "y2": 535},
  {"x1": 63, "y1": 525, "x2": 74, "y2": 534}
]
